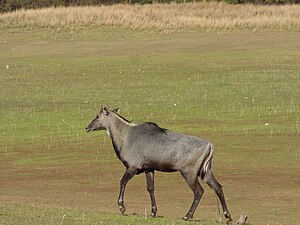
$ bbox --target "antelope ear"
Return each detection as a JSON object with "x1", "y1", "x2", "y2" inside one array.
[
  {"x1": 112, "y1": 107, "x2": 120, "y2": 113},
  {"x1": 103, "y1": 106, "x2": 109, "y2": 115}
]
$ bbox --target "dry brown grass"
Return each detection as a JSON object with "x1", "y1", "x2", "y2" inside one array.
[{"x1": 1, "y1": 2, "x2": 300, "y2": 31}]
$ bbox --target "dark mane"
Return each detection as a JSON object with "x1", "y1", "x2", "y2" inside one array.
[{"x1": 145, "y1": 122, "x2": 168, "y2": 134}]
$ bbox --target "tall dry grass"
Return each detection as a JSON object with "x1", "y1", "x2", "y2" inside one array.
[{"x1": 1, "y1": 2, "x2": 300, "y2": 31}]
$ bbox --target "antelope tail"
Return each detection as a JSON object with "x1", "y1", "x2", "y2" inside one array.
[{"x1": 199, "y1": 143, "x2": 214, "y2": 180}]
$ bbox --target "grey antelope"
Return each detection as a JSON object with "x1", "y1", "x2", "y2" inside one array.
[{"x1": 86, "y1": 106, "x2": 232, "y2": 223}]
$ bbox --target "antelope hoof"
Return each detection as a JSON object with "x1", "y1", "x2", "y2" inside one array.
[
  {"x1": 226, "y1": 218, "x2": 232, "y2": 224},
  {"x1": 182, "y1": 215, "x2": 192, "y2": 221},
  {"x1": 119, "y1": 204, "x2": 126, "y2": 215},
  {"x1": 225, "y1": 212, "x2": 232, "y2": 224},
  {"x1": 150, "y1": 212, "x2": 157, "y2": 218}
]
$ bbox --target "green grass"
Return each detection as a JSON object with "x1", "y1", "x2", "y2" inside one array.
[
  {"x1": 0, "y1": 27, "x2": 299, "y2": 225},
  {"x1": 1, "y1": 204, "x2": 236, "y2": 225}
]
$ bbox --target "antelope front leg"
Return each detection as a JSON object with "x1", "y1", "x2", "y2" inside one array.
[
  {"x1": 145, "y1": 170, "x2": 157, "y2": 217},
  {"x1": 117, "y1": 168, "x2": 136, "y2": 214}
]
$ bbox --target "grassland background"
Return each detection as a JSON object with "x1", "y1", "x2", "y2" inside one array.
[{"x1": 0, "y1": 3, "x2": 300, "y2": 225}]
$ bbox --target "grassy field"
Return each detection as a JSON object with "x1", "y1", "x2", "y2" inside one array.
[
  {"x1": 1, "y1": 204, "x2": 231, "y2": 225},
  {"x1": 0, "y1": 5, "x2": 300, "y2": 225}
]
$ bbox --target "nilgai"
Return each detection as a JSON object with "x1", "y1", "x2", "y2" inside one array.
[{"x1": 86, "y1": 106, "x2": 232, "y2": 223}]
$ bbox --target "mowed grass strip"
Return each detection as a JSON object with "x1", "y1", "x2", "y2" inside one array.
[{"x1": 0, "y1": 2, "x2": 300, "y2": 31}]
